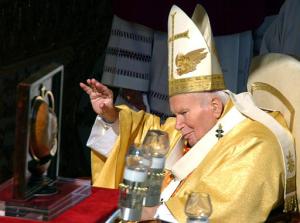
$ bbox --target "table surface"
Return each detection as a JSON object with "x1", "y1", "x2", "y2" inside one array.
[
  {"x1": 2, "y1": 185, "x2": 300, "y2": 223},
  {"x1": 0, "y1": 187, "x2": 119, "y2": 223}
]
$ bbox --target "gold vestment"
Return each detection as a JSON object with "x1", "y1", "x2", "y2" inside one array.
[{"x1": 91, "y1": 100, "x2": 286, "y2": 222}]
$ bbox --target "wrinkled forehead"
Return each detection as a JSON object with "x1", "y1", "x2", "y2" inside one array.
[{"x1": 169, "y1": 92, "x2": 210, "y2": 111}]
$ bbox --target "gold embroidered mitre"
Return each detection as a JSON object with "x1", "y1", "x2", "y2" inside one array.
[{"x1": 168, "y1": 4, "x2": 226, "y2": 96}]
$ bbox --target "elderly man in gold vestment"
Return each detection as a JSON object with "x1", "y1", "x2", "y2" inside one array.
[{"x1": 80, "y1": 4, "x2": 297, "y2": 223}]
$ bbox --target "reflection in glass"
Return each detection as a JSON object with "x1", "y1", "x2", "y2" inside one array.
[
  {"x1": 185, "y1": 192, "x2": 212, "y2": 223},
  {"x1": 142, "y1": 130, "x2": 170, "y2": 206},
  {"x1": 118, "y1": 145, "x2": 151, "y2": 222},
  {"x1": 142, "y1": 130, "x2": 170, "y2": 157}
]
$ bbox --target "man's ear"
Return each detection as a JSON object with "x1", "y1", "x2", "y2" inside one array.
[{"x1": 211, "y1": 96, "x2": 223, "y2": 119}]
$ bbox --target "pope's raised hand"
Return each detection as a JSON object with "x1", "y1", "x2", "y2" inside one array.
[{"x1": 79, "y1": 78, "x2": 118, "y2": 122}]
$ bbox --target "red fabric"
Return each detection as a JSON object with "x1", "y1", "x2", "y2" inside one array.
[{"x1": 0, "y1": 187, "x2": 119, "y2": 223}]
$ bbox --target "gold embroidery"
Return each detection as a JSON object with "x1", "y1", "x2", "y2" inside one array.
[
  {"x1": 169, "y1": 12, "x2": 176, "y2": 82},
  {"x1": 168, "y1": 30, "x2": 189, "y2": 42},
  {"x1": 169, "y1": 74, "x2": 225, "y2": 96},
  {"x1": 284, "y1": 193, "x2": 298, "y2": 212},
  {"x1": 175, "y1": 48, "x2": 207, "y2": 75},
  {"x1": 286, "y1": 175, "x2": 296, "y2": 194},
  {"x1": 286, "y1": 151, "x2": 295, "y2": 173}
]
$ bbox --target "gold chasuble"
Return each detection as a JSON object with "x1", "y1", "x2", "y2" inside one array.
[
  {"x1": 91, "y1": 99, "x2": 288, "y2": 222},
  {"x1": 165, "y1": 102, "x2": 286, "y2": 222},
  {"x1": 91, "y1": 104, "x2": 181, "y2": 188}
]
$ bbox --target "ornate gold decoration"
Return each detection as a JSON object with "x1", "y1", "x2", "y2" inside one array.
[
  {"x1": 168, "y1": 12, "x2": 190, "y2": 80},
  {"x1": 167, "y1": 5, "x2": 226, "y2": 97},
  {"x1": 169, "y1": 74, "x2": 225, "y2": 96},
  {"x1": 250, "y1": 82, "x2": 295, "y2": 131},
  {"x1": 286, "y1": 176, "x2": 297, "y2": 194},
  {"x1": 168, "y1": 30, "x2": 189, "y2": 42},
  {"x1": 284, "y1": 193, "x2": 298, "y2": 212},
  {"x1": 286, "y1": 151, "x2": 295, "y2": 174},
  {"x1": 169, "y1": 12, "x2": 176, "y2": 81},
  {"x1": 175, "y1": 48, "x2": 207, "y2": 75}
]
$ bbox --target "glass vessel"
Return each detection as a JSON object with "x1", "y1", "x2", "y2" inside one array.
[
  {"x1": 118, "y1": 145, "x2": 151, "y2": 222},
  {"x1": 185, "y1": 192, "x2": 212, "y2": 223},
  {"x1": 142, "y1": 130, "x2": 170, "y2": 207}
]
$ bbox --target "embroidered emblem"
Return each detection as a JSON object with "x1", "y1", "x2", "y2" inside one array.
[
  {"x1": 175, "y1": 48, "x2": 207, "y2": 75},
  {"x1": 168, "y1": 11, "x2": 190, "y2": 78},
  {"x1": 286, "y1": 151, "x2": 295, "y2": 173},
  {"x1": 215, "y1": 124, "x2": 224, "y2": 139}
]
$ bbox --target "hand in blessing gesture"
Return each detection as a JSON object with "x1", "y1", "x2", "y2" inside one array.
[{"x1": 80, "y1": 78, "x2": 118, "y2": 123}]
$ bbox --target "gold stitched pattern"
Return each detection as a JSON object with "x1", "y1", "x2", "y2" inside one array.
[
  {"x1": 168, "y1": 30, "x2": 189, "y2": 42},
  {"x1": 169, "y1": 74, "x2": 225, "y2": 96},
  {"x1": 170, "y1": 12, "x2": 176, "y2": 82},
  {"x1": 286, "y1": 151, "x2": 295, "y2": 174},
  {"x1": 175, "y1": 48, "x2": 207, "y2": 75},
  {"x1": 286, "y1": 175, "x2": 297, "y2": 194}
]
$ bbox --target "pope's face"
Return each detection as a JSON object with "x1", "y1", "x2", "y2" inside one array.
[{"x1": 170, "y1": 93, "x2": 221, "y2": 147}]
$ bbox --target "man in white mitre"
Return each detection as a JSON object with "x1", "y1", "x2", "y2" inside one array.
[{"x1": 80, "y1": 4, "x2": 297, "y2": 222}]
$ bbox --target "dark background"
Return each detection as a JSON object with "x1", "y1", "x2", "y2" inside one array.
[{"x1": 0, "y1": 0, "x2": 284, "y2": 183}]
